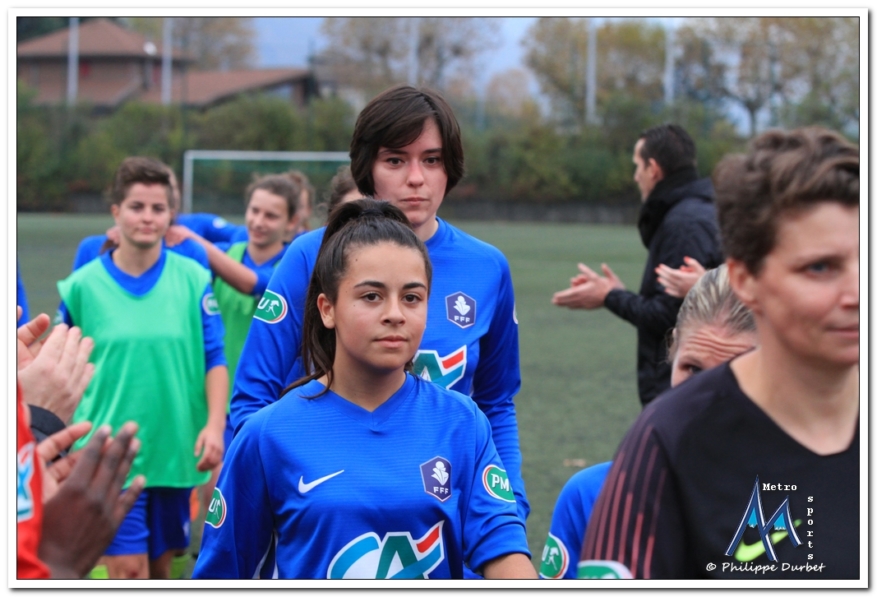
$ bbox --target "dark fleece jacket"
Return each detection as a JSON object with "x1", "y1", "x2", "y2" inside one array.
[{"x1": 604, "y1": 170, "x2": 723, "y2": 405}]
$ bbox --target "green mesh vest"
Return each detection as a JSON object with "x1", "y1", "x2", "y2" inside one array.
[
  {"x1": 212, "y1": 242, "x2": 278, "y2": 403},
  {"x1": 57, "y1": 252, "x2": 211, "y2": 488}
]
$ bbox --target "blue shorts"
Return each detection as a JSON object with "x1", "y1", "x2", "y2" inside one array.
[{"x1": 105, "y1": 487, "x2": 192, "y2": 560}]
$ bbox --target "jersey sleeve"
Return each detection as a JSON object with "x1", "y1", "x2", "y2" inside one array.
[
  {"x1": 603, "y1": 288, "x2": 682, "y2": 339},
  {"x1": 176, "y1": 238, "x2": 211, "y2": 271},
  {"x1": 541, "y1": 475, "x2": 589, "y2": 579},
  {"x1": 470, "y1": 254, "x2": 528, "y2": 521},
  {"x1": 540, "y1": 462, "x2": 612, "y2": 579},
  {"x1": 579, "y1": 412, "x2": 687, "y2": 579},
  {"x1": 462, "y1": 406, "x2": 530, "y2": 575},
  {"x1": 230, "y1": 236, "x2": 311, "y2": 433},
  {"x1": 71, "y1": 236, "x2": 105, "y2": 272},
  {"x1": 177, "y1": 213, "x2": 240, "y2": 244},
  {"x1": 201, "y1": 283, "x2": 227, "y2": 371},
  {"x1": 603, "y1": 218, "x2": 717, "y2": 338},
  {"x1": 191, "y1": 413, "x2": 275, "y2": 579},
  {"x1": 251, "y1": 268, "x2": 273, "y2": 297},
  {"x1": 17, "y1": 264, "x2": 29, "y2": 325}
]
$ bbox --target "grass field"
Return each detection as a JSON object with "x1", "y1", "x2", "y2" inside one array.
[{"x1": 17, "y1": 213, "x2": 646, "y2": 572}]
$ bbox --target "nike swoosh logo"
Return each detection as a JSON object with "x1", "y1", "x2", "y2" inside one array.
[
  {"x1": 298, "y1": 470, "x2": 344, "y2": 494},
  {"x1": 734, "y1": 519, "x2": 802, "y2": 562}
]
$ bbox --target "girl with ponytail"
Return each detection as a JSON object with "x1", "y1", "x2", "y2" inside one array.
[{"x1": 194, "y1": 199, "x2": 536, "y2": 580}]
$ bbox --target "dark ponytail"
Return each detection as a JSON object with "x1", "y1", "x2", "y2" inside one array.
[{"x1": 282, "y1": 198, "x2": 432, "y2": 398}]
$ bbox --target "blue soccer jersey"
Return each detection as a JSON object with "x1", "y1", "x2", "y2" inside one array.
[
  {"x1": 72, "y1": 234, "x2": 210, "y2": 271},
  {"x1": 230, "y1": 218, "x2": 528, "y2": 519},
  {"x1": 193, "y1": 374, "x2": 529, "y2": 579},
  {"x1": 213, "y1": 241, "x2": 287, "y2": 297},
  {"x1": 177, "y1": 213, "x2": 248, "y2": 244},
  {"x1": 538, "y1": 462, "x2": 611, "y2": 579}
]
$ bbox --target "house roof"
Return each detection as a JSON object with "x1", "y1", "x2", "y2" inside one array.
[
  {"x1": 17, "y1": 18, "x2": 190, "y2": 61},
  {"x1": 139, "y1": 68, "x2": 312, "y2": 106},
  {"x1": 27, "y1": 76, "x2": 143, "y2": 108}
]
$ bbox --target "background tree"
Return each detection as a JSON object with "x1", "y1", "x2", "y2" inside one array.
[
  {"x1": 522, "y1": 18, "x2": 589, "y2": 128},
  {"x1": 318, "y1": 17, "x2": 500, "y2": 97},
  {"x1": 485, "y1": 68, "x2": 541, "y2": 119},
  {"x1": 125, "y1": 17, "x2": 256, "y2": 70},
  {"x1": 770, "y1": 17, "x2": 859, "y2": 135},
  {"x1": 524, "y1": 18, "x2": 666, "y2": 128}
]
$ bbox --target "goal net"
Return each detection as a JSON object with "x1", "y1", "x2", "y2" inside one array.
[{"x1": 181, "y1": 150, "x2": 351, "y2": 218}]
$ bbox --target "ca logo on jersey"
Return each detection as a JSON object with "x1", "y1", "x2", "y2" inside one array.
[
  {"x1": 17, "y1": 442, "x2": 35, "y2": 521},
  {"x1": 202, "y1": 292, "x2": 220, "y2": 316},
  {"x1": 413, "y1": 346, "x2": 466, "y2": 390},
  {"x1": 205, "y1": 487, "x2": 227, "y2": 528},
  {"x1": 254, "y1": 290, "x2": 288, "y2": 324},
  {"x1": 482, "y1": 465, "x2": 515, "y2": 503},
  {"x1": 328, "y1": 521, "x2": 445, "y2": 579},
  {"x1": 445, "y1": 292, "x2": 476, "y2": 329},
  {"x1": 420, "y1": 457, "x2": 452, "y2": 502},
  {"x1": 539, "y1": 533, "x2": 570, "y2": 579}
]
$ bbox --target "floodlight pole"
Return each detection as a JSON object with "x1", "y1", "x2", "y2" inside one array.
[
  {"x1": 585, "y1": 17, "x2": 597, "y2": 126},
  {"x1": 663, "y1": 20, "x2": 676, "y2": 106},
  {"x1": 162, "y1": 17, "x2": 173, "y2": 106},
  {"x1": 66, "y1": 17, "x2": 79, "y2": 106}
]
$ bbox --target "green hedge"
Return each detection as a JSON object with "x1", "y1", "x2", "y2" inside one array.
[{"x1": 17, "y1": 81, "x2": 750, "y2": 212}]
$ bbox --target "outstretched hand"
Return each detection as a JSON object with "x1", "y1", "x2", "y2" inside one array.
[
  {"x1": 38, "y1": 422, "x2": 145, "y2": 579},
  {"x1": 36, "y1": 421, "x2": 93, "y2": 502},
  {"x1": 17, "y1": 312, "x2": 95, "y2": 424},
  {"x1": 655, "y1": 256, "x2": 706, "y2": 298},
  {"x1": 552, "y1": 263, "x2": 623, "y2": 310}
]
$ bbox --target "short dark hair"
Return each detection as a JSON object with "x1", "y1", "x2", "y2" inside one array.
[
  {"x1": 244, "y1": 173, "x2": 299, "y2": 221},
  {"x1": 349, "y1": 85, "x2": 464, "y2": 198},
  {"x1": 109, "y1": 157, "x2": 173, "y2": 206},
  {"x1": 714, "y1": 126, "x2": 859, "y2": 275},
  {"x1": 283, "y1": 198, "x2": 432, "y2": 399},
  {"x1": 638, "y1": 124, "x2": 697, "y2": 175}
]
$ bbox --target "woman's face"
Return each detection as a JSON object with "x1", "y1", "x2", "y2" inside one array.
[
  {"x1": 371, "y1": 118, "x2": 447, "y2": 239},
  {"x1": 319, "y1": 241, "x2": 429, "y2": 377},
  {"x1": 111, "y1": 183, "x2": 173, "y2": 250},
  {"x1": 732, "y1": 202, "x2": 859, "y2": 369},
  {"x1": 671, "y1": 324, "x2": 757, "y2": 387}
]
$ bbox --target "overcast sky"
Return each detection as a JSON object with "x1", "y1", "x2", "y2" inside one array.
[{"x1": 253, "y1": 17, "x2": 538, "y2": 92}]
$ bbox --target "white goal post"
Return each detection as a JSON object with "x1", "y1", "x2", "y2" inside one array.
[{"x1": 181, "y1": 150, "x2": 351, "y2": 214}]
